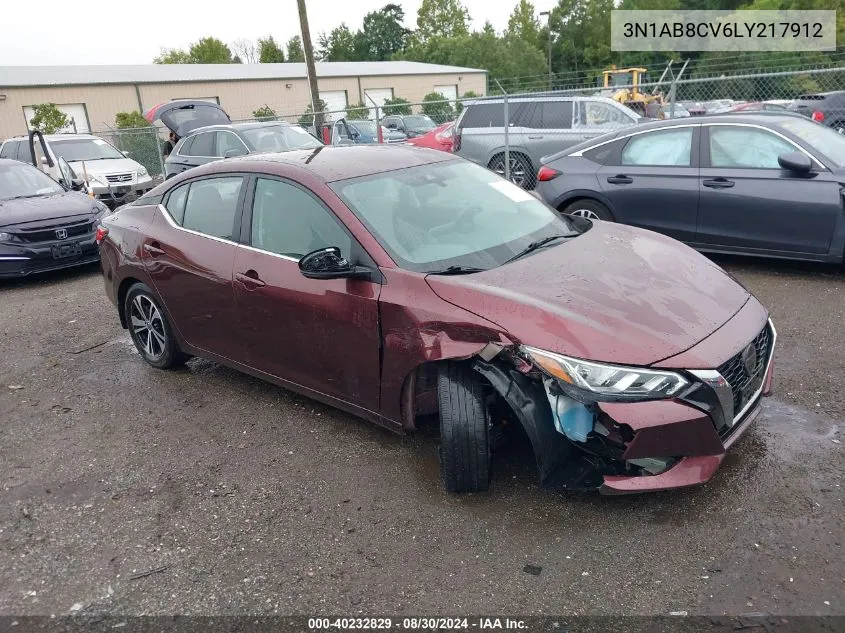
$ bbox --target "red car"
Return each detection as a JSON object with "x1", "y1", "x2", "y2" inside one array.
[
  {"x1": 98, "y1": 146, "x2": 775, "y2": 495},
  {"x1": 405, "y1": 122, "x2": 455, "y2": 153}
]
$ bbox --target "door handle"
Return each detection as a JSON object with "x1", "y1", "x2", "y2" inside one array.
[
  {"x1": 703, "y1": 178, "x2": 735, "y2": 189},
  {"x1": 607, "y1": 175, "x2": 633, "y2": 185},
  {"x1": 527, "y1": 135, "x2": 545, "y2": 140},
  {"x1": 236, "y1": 270, "x2": 266, "y2": 289},
  {"x1": 143, "y1": 242, "x2": 165, "y2": 256}
]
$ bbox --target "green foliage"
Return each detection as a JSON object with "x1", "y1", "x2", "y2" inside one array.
[
  {"x1": 258, "y1": 36, "x2": 285, "y2": 63},
  {"x1": 456, "y1": 90, "x2": 480, "y2": 113},
  {"x1": 421, "y1": 92, "x2": 455, "y2": 123},
  {"x1": 253, "y1": 105, "x2": 277, "y2": 121},
  {"x1": 347, "y1": 102, "x2": 371, "y2": 119},
  {"x1": 154, "y1": 37, "x2": 237, "y2": 64},
  {"x1": 298, "y1": 99, "x2": 328, "y2": 126},
  {"x1": 318, "y1": 24, "x2": 369, "y2": 61},
  {"x1": 382, "y1": 97, "x2": 412, "y2": 115},
  {"x1": 361, "y1": 4, "x2": 409, "y2": 60},
  {"x1": 415, "y1": 0, "x2": 470, "y2": 44},
  {"x1": 506, "y1": 0, "x2": 541, "y2": 48},
  {"x1": 287, "y1": 36, "x2": 305, "y2": 62},
  {"x1": 29, "y1": 103, "x2": 69, "y2": 134},
  {"x1": 115, "y1": 111, "x2": 150, "y2": 129}
]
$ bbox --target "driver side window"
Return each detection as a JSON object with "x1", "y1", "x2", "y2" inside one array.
[
  {"x1": 709, "y1": 126, "x2": 797, "y2": 168},
  {"x1": 250, "y1": 178, "x2": 351, "y2": 260}
]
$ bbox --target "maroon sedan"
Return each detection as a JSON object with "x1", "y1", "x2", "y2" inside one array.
[{"x1": 98, "y1": 145, "x2": 775, "y2": 495}]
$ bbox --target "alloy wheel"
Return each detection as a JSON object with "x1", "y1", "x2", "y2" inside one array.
[
  {"x1": 130, "y1": 295, "x2": 167, "y2": 360},
  {"x1": 567, "y1": 208, "x2": 601, "y2": 220},
  {"x1": 492, "y1": 157, "x2": 527, "y2": 188}
]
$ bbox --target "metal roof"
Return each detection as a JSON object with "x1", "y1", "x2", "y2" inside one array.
[{"x1": 0, "y1": 62, "x2": 487, "y2": 88}]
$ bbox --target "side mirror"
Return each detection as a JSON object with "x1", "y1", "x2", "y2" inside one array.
[
  {"x1": 298, "y1": 246, "x2": 371, "y2": 280},
  {"x1": 70, "y1": 178, "x2": 85, "y2": 191},
  {"x1": 778, "y1": 151, "x2": 812, "y2": 174},
  {"x1": 350, "y1": 130, "x2": 360, "y2": 140},
  {"x1": 122, "y1": 150, "x2": 130, "y2": 157},
  {"x1": 224, "y1": 148, "x2": 246, "y2": 158}
]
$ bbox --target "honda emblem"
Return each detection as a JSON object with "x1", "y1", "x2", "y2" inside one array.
[{"x1": 55, "y1": 229, "x2": 68, "y2": 240}]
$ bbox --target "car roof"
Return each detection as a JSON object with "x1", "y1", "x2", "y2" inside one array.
[
  {"x1": 463, "y1": 94, "x2": 621, "y2": 105},
  {"x1": 202, "y1": 144, "x2": 455, "y2": 182},
  {"x1": 189, "y1": 121, "x2": 296, "y2": 135},
  {"x1": 4, "y1": 133, "x2": 101, "y2": 141}
]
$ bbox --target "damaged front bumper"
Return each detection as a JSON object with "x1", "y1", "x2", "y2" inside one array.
[{"x1": 474, "y1": 318, "x2": 776, "y2": 495}]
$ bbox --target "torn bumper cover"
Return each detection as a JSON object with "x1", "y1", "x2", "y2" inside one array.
[{"x1": 474, "y1": 319, "x2": 776, "y2": 494}]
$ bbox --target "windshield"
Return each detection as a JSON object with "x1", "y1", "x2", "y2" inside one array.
[
  {"x1": 242, "y1": 125, "x2": 322, "y2": 153},
  {"x1": 50, "y1": 138, "x2": 124, "y2": 161},
  {"x1": 403, "y1": 116, "x2": 436, "y2": 132},
  {"x1": 779, "y1": 118, "x2": 845, "y2": 167},
  {"x1": 0, "y1": 161, "x2": 64, "y2": 200},
  {"x1": 332, "y1": 160, "x2": 580, "y2": 272}
]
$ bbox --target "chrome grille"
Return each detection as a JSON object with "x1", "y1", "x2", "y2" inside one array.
[
  {"x1": 105, "y1": 173, "x2": 133, "y2": 183},
  {"x1": 15, "y1": 220, "x2": 95, "y2": 243},
  {"x1": 717, "y1": 324, "x2": 772, "y2": 421}
]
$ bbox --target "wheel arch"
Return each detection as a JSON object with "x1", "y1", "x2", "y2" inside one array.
[{"x1": 556, "y1": 191, "x2": 617, "y2": 221}]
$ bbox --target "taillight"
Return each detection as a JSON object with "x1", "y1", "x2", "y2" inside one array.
[
  {"x1": 537, "y1": 166, "x2": 561, "y2": 182},
  {"x1": 436, "y1": 126, "x2": 454, "y2": 142},
  {"x1": 95, "y1": 226, "x2": 109, "y2": 245},
  {"x1": 812, "y1": 110, "x2": 824, "y2": 122}
]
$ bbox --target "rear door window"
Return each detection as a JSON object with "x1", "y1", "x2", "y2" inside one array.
[
  {"x1": 182, "y1": 177, "x2": 244, "y2": 240},
  {"x1": 186, "y1": 132, "x2": 214, "y2": 157},
  {"x1": 540, "y1": 101, "x2": 573, "y2": 129},
  {"x1": 215, "y1": 131, "x2": 247, "y2": 157},
  {"x1": 459, "y1": 103, "x2": 505, "y2": 129},
  {"x1": 621, "y1": 128, "x2": 694, "y2": 166},
  {"x1": 0, "y1": 141, "x2": 18, "y2": 160}
]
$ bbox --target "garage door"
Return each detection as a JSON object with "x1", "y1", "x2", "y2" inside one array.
[
  {"x1": 364, "y1": 88, "x2": 394, "y2": 119},
  {"x1": 320, "y1": 90, "x2": 348, "y2": 120},
  {"x1": 23, "y1": 103, "x2": 90, "y2": 133},
  {"x1": 434, "y1": 84, "x2": 458, "y2": 101}
]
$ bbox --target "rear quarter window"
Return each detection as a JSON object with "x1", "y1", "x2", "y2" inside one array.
[{"x1": 459, "y1": 104, "x2": 505, "y2": 129}]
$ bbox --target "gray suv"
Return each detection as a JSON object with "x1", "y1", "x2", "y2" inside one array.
[{"x1": 454, "y1": 95, "x2": 641, "y2": 189}]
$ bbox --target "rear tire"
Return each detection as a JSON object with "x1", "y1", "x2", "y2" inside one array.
[
  {"x1": 124, "y1": 283, "x2": 186, "y2": 369},
  {"x1": 489, "y1": 153, "x2": 534, "y2": 190},
  {"x1": 563, "y1": 199, "x2": 613, "y2": 222},
  {"x1": 437, "y1": 363, "x2": 491, "y2": 493}
]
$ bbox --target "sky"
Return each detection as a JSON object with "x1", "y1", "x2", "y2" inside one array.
[{"x1": 0, "y1": 0, "x2": 556, "y2": 66}]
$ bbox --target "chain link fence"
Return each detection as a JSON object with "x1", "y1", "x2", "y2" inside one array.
[{"x1": 90, "y1": 57, "x2": 845, "y2": 192}]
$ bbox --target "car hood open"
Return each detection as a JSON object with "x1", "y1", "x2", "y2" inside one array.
[
  {"x1": 425, "y1": 222, "x2": 751, "y2": 367},
  {"x1": 143, "y1": 100, "x2": 231, "y2": 137}
]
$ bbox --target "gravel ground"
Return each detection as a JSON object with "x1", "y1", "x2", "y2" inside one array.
[{"x1": 0, "y1": 257, "x2": 842, "y2": 618}]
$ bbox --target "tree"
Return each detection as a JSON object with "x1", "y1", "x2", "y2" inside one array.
[
  {"x1": 29, "y1": 103, "x2": 69, "y2": 134},
  {"x1": 253, "y1": 105, "x2": 277, "y2": 121},
  {"x1": 456, "y1": 90, "x2": 480, "y2": 113},
  {"x1": 258, "y1": 36, "x2": 285, "y2": 63},
  {"x1": 506, "y1": 0, "x2": 541, "y2": 48},
  {"x1": 382, "y1": 97, "x2": 412, "y2": 115},
  {"x1": 415, "y1": 0, "x2": 470, "y2": 44},
  {"x1": 421, "y1": 92, "x2": 455, "y2": 123},
  {"x1": 347, "y1": 102, "x2": 371, "y2": 119},
  {"x1": 115, "y1": 111, "x2": 150, "y2": 128},
  {"x1": 318, "y1": 23, "x2": 368, "y2": 61},
  {"x1": 154, "y1": 37, "x2": 238, "y2": 64},
  {"x1": 361, "y1": 4, "x2": 409, "y2": 60},
  {"x1": 232, "y1": 38, "x2": 258, "y2": 64},
  {"x1": 287, "y1": 36, "x2": 305, "y2": 62}
]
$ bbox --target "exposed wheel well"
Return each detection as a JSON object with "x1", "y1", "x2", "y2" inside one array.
[{"x1": 116, "y1": 277, "x2": 143, "y2": 328}]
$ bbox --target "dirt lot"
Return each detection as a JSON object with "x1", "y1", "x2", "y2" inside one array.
[{"x1": 0, "y1": 256, "x2": 842, "y2": 618}]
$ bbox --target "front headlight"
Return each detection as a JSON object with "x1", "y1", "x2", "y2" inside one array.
[
  {"x1": 523, "y1": 345, "x2": 689, "y2": 402},
  {"x1": 0, "y1": 231, "x2": 11, "y2": 242},
  {"x1": 138, "y1": 167, "x2": 148, "y2": 177}
]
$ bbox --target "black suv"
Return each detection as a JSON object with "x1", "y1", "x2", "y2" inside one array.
[{"x1": 788, "y1": 91, "x2": 845, "y2": 133}]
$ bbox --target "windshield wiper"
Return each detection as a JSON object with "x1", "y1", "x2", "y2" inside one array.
[
  {"x1": 425, "y1": 265, "x2": 487, "y2": 275},
  {"x1": 502, "y1": 234, "x2": 574, "y2": 265},
  {"x1": 6, "y1": 194, "x2": 45, "y2": 200}
]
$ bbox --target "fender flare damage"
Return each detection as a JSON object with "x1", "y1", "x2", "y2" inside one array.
[{"x1": 472, "y1": 358, "x2": 605, "y2": 490}]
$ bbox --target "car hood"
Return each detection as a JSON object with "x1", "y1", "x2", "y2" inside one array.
[
  {"x1": 67, "y1": 157, "x2": 141, "y2": 176},
  {"x1": 425, "y1": 222, "x2": 751, "y2": 366},
  {"x1": 0, "y1": 191, "x2": 97, "y2": 226}
]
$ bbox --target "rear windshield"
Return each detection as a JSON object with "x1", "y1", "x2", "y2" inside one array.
[{"x1": 779, "y1": 118, "x2": 845, "y2": 167}]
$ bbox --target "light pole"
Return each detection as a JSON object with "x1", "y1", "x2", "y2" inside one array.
[{"x1": 540, "y1": 11, "x2": 552, "y2": 90}]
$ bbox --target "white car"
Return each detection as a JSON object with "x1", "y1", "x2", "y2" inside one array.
[{"x1": 0, "y1": 133, "x2": 154, "y2": 205}]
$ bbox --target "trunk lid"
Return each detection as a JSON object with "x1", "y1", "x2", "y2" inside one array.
[{"x1": 143, "y1": 100, "x2": 231, "y2": 137}]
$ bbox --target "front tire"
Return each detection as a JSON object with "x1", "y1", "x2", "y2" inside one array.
[
  {"x1": 437, "y1": 363, "x2": 491, "y2": 493},
  {"x1": 563, "y1": 199, "x2": 613, "y2": 222},
  {"x1": 124, "y1": 283, "x2": 184, "y2": 369}
]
